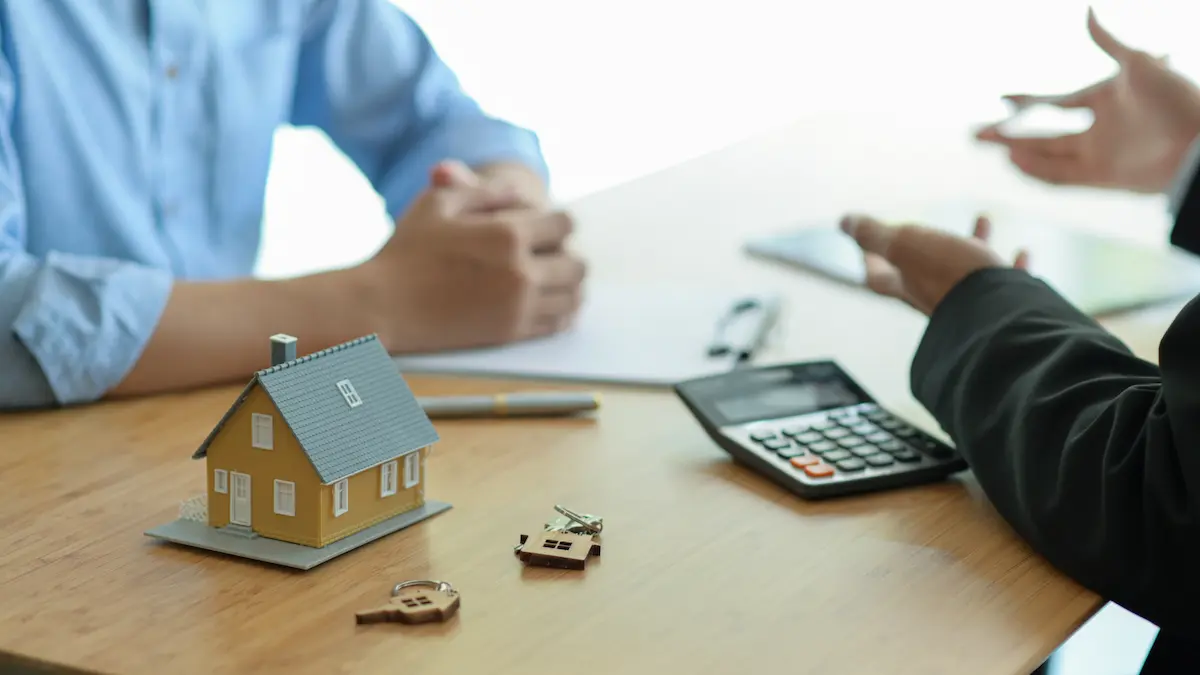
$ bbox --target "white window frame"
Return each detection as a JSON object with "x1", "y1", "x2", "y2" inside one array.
[
  {"x1": 274, "y1": 480, "x2": 296, "y2": 517},
  {"x1": 333, "y1": 479, "x2": 349, "y2": 517},
  {"x1": 403, "y1": 452, "x2": 420, "y2": 489},
  {"x1": 213, "y1": 469, "x2": 228, "y2": 494},
  {"x1": 380, "y1": 460, "x2": 398, "y2": 497},
  {"x1": 251, "y1": 413, "x2": 274, "y2": 450},
  {"x1": 336, "y1": 379, "x2": 362, "y2": 408}
]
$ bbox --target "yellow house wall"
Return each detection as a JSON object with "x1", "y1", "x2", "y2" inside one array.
[
  {"x1": 204, "y1": 385, "x2": 323, "y2": 547},
  {"x1": 318, "y1": 447, "x2": 429, "y2": 546}
]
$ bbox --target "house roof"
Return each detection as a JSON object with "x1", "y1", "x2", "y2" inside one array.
[{"x1": 192, "y1": 334, "x2": 439, "y2": 484}]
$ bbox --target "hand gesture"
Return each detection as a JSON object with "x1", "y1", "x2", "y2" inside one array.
[
  {"x1": 360, "y1": 160, "x2": 586, "y2": 352},
  {"x1": 976, "y1": 9, "x2": 1200, "y2": 194},
  {"x1": 840, "y1": 213, "x2": 1028, "y2": 316}
]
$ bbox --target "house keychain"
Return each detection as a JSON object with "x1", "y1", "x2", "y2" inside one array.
[
  {"x1": 355, "y1": 580, "x2": 460, "y2": 625},
  {"x1": 515, "y1": 505, "x2": 603, "y2": 570}
]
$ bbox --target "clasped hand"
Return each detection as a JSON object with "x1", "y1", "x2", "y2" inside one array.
[{"x1": 358, "y1": 160, "x2": 586, "y2": 353}]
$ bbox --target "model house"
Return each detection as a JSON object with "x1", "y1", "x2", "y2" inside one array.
[{"x1": 189, "y1": 333, "x2": 440, "y2": 549}]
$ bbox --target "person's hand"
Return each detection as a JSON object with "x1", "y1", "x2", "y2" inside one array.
[
  {"x1": 839, "y1": 213, "x2": 1029, "y2": 316},
  {"x1": 975, "y1": 9, "x2": 1200, "y2": 194},
  {"x1": 357, "y1": 160, "x2": 586, "y2": 352}
]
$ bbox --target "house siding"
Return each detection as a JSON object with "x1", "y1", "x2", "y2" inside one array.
[
  {"x1": 317, "y1": 447, "x2": 428, "y2": 546},
  {"x1": 204, "y1": 385, "x2": 323, "y2": 546}
]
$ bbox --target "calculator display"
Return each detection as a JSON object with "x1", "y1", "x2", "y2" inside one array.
[{"x1": 714, "y1": 381, "x2": 858, "y2": 424}]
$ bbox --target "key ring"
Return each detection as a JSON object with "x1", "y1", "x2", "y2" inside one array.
[
  {"x1": 392, "y1": 580, "x2": 457, "y2": 597},
  {"x1": 554, "y1": 504, "x2": 602, "y2": 534}
]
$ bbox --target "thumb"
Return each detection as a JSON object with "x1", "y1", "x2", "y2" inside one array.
[
  {"x1": 430, "y1": 159, "x2": 479, "y2": 189},
  {"x1": 1088, "y1": 7, "x2": 1137, "y2": 64}
]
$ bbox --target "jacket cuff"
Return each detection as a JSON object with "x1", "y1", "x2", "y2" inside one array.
[
  {"x1": 12, "y1": 251, "x2": 173, "y2": 405},
  {"x1": 910, "y1": 267, "x2": 1086, "y2": 419}
]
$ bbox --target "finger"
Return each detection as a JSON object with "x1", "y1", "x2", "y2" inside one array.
[
  {"x1": 530, "y1": 254, "x2": 587, "y2": 292},
  {"x1": 430, "y1": 159, "x2": 479, "y2": 188},
  {"x1": 1013, "y1": 248, "x2": 1030, "y2": 270},
  {"x1": 525, "y1": 211, "x2": 575, "y2": 251},
  {"x1": 972, "y1": 214, "x2": 992, "y2": 242},
  {"x1": 862, "y1": 251, "x2": 906, "y2": 298},
  {"x1": 998, "y1": 80, "x2": 1107, "y2": 112},
  {"x1": 522, "y1": 316, "x2": 569, "y2": 341},
  {"x1": 840, "y1": 214, "x2": 897, "y2": 258},
  {"x1": 1088, "y1": 8, "x2": 1137, "y2": 64},
  {"x1": 974, "y1": 129, "x2": 1088, "y2": 156},
  {"x1": 534, "y1": 287, "x2": 584, "y2": 321},
  {"x1": 1008, "y1": 149, "x2": 1092, "y2": 186}
]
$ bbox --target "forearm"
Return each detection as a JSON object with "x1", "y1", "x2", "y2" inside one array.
[
  {"x1": 912, "y1": 269, "x2": 1200, "y2": 630},
  {"x1": 109, "y1": 268, "x2": 375, "y2": 397}
]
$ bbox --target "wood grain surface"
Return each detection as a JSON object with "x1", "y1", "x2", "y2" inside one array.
[{"x1": 0, "y1": 111, "x2": 1179, "y2": 675}]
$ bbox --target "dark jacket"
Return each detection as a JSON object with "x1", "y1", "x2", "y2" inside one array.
[{"x1": 911, "y1": 175, "x2": 1200, "y2": 672}]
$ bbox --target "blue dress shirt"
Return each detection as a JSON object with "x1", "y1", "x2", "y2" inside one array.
[{"x1": 0, "y1": 0, "x2": 547, "y2": 409}]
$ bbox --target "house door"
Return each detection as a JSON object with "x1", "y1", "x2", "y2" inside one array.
[{"x1": 230, "y1": 472, "x2": 251, "y2": 526}]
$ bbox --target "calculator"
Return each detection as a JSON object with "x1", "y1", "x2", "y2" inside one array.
[{"x1": 674, "y1": 360, "x2": 967, "y2": 499}]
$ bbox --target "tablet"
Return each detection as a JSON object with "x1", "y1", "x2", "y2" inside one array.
[{"x1": 745, "y1": 214, "x2": 1200, "y2": 317}]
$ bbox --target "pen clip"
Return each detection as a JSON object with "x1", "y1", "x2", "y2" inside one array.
[{"x1": 707, "y1": 298, "x2": 765, "y2": 361}]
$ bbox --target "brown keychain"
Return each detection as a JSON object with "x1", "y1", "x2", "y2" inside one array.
[
  {"x1": 355, "y1": 580, "x2": 460, "y2": 625},
  {"x1": 516, "y1": 505, "x2": 603, "y2": 570}
]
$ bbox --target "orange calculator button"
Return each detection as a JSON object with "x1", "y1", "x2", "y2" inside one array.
[
  {"x1": 789, "y1": 455, "x2": 819, "y2": 468},
  {"x1": 803, "y1": 463, "x2": 836, "y2": 478}
]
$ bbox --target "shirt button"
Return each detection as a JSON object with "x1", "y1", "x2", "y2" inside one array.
[{"x1": 165, "y1": 64, "x2": 179, "y2": 79}]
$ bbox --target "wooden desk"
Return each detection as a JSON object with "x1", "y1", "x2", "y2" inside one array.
[{"x1": 0, "y1": 111, "x2": 1180, "y2": 675}]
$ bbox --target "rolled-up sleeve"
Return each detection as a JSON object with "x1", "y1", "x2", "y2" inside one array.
[
  {"x1": 0, "y1": 48, "x2": 172, "y2": 409},
  {"x1": 289, "y1": 0, "x2": 549, "y2": 218}
]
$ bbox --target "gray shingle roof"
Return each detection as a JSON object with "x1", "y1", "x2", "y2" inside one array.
[{"x1": 192, "y1": 334, "x2": 439, "y2": 484}]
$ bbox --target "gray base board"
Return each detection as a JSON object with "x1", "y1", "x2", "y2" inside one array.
[{"x1": 144, "y1": 500, "x2": 452, "y2": 570}]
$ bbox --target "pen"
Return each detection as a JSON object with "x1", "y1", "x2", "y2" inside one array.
[{"x1": 417, "y1": 392, "x2": 602, "y2": 419}]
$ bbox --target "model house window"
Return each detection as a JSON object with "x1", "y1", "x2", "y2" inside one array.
[
  {"x1": 404, "y1": 452, "x2": 420, "y2": 489},
  {"x1": 214, "y1": 469, "x2": 228, "y2": 494},
  {"x1": 333, "y1": 479, "x2": 349, "y2": 517},
  {"x1": 274, "y1": 480, "x2": 296, "y2": 517},
  {"x1": 542, "y1": 539, "x2": 572, "y2": 551},
  {"x1": 380, "y1": 460, "x2": 398, "y2": 497},
  {"x1": 336, "y1": 379, "x2": 362, "y2": 408},
  {"x1": 251, "y1": 413, "x2": 273, "y2": 449}
]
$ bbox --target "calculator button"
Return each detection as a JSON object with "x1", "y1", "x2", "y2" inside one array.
[
  {"x1": 864, "y1": 454, "x2": 895, "y2": 467},
  {"x1": 807, "y1": 440, "x2": 837, "y2": 453},
  {"x1": 892, "y1": 449, "x2": 921, "y2": 463},
  {"x1": 835, "y1": 458, "x2": 866, "y2": 472},
  {"x1": 822, "y1": 427, "x2": 850, "y2": 440},
  {"x1": 821, "y1": 449, "x2": 853, "y2": 462},
  {"x1": 777, "y1": 447, "x2": 807, "y2": 459},
  {"x1": 863, "y1": 410, "x2": 889, "y2": 422},
  {"x1": 865, "y1": 432, "x2": 892, "y2": 445},
  {"x1": 857, "y1": 403, "x2": 879, "y2": 414},
  {"x1": 792, "y1": 431, "x2": 825, "y2": 445},
  {"x1": 808, "y1": 419, "x2": 837, "y2": 432},
  {"x1": 828, "y1": 409, "x2": 853, "y2": 421},
  {"x1": 892, "y1": 426, "x2": 917, "y2": 438},
  {"x1": 761, "y1": 438, "x2": 791, "y2": 452},
  {"x1": 836, "y1": 436, "x2": 865, "y2": 449},
  {"x1": 877, "y1": 419, "x2": 903, "y2": 431},
  {"x1": 789, "y1": 455, "x2": 820, "y2": 468},
  {"x1": 849, "y1": 444, "x2": 879, "y2": 458},
  {"x1": 749, "y1": 429, "x2": 777, "y2": 441},
  {"x1": 878, "y1": 440, "x2": 906, "y2": 454},
  {"x1": 781, "y1": 425, "x2": 808, "y2": 437},
  {"x1": 848, "y1": 422, "x2": 876, "y2": 436},
  {"x1": 803, "y1": 464, "x2": 836, "y2": 478}
]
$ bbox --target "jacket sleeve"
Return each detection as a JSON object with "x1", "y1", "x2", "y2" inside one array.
[
  {"x1": 288, "y1": 0, "x2": 549, "y2": 218},
  {"x1": 1168, "y1": 135, "x2": 1200, "y2": 255},
  {"x1": 911, "y1": 266, "x2": 1200, "y2": 633}
]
